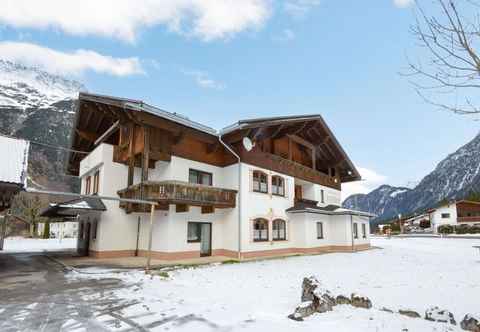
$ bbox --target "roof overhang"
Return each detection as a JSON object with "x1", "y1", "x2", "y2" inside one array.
[{"x1": 221, "y1": 115, "x2": 361, "y2": 183}]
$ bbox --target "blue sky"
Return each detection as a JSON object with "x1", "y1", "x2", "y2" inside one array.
[{"x1": 0, "y1": 0, "x2": 478, "y2": 198}]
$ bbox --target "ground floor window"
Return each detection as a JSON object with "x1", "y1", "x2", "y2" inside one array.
[
  {"x1": 187, "y1": 222, "x2": 201, "y2": 243},
  {"x1": 353, "y1": 223, "x2": 358, "y2": 239},
  {"x1": 316, "y1": 222, "x2": 324, "y2": 239},
  {"x1": 272, "y1": 219, "x2": 286, "y2": 240},
  {"x1": 362, "y1": 223, "x2": 366, "y2": 239},
  {"x1": 253, "y1": 218, "x2": 269, "y2": 242}
]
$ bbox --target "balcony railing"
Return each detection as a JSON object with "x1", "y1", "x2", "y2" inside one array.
[
  {"x1": 457, "y1": 216, "x2": 480, "y2": 223},
  {"x1": 241, "y1": 151, "x2": 340, "y2": 189},
  {"x1": 117, "y1": 180, "x2": 237, "y2": 213}
]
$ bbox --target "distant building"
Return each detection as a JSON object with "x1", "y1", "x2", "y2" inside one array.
[{"x1": 429, "y1": 200, "x2": 480, "y2": 233}]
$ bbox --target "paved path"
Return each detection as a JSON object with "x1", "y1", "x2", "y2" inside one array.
[
  {"x1": 0, "y1": 252, "x2": 143, "y2": 331},
  {"x1": 0, "y1": 252, "x2": 224, "y2": 332}
]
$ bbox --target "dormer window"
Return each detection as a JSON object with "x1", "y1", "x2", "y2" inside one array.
[
  {"x1": 272, "y1": 176, "x2": 285, "y2": 196},
  {"x1": 253, "y1": 171, "x2": 268, "y2": 193}
]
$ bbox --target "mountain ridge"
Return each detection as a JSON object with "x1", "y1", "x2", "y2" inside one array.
[{"x1": 343, "y1": 131, "x2": 480, "y2": 221}]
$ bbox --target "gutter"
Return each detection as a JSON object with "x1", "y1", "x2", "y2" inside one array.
[{"x1": 218, "y1": 135, "x2": 242, "y2": 260}]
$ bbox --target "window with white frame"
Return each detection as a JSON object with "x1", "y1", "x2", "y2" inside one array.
[
  {"x1": 253, "y1": 218, "x2": 269, "y2": 242},
  {"x1": 272, "y1": 219, "x2": 286, "y2": 240},
  {"x1": 272, "y1": 176, "x2": 285, "y2": 196},
  {"x1": 353, "y1": 223, "x2": 358, "y2": 239},
  {"x1": 441, "y1": 213, "x2": 451, "y2": 219},
  {"x1": 320, "y1": 190, "x2": 325, "y2": 204},
  {"x1": 316, "y1": 222, "x2": 324, "y2": 239},
  {"x1": 253, "y1": 171, "x2": 268, "y2": 193},
  {"x1": 362, "y1": 223, "x2": 366, "y2": 238}
]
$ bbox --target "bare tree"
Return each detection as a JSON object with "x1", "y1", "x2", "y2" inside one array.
[{"x1": 406, "y1": 0, "x2": 480, "y2": 115}]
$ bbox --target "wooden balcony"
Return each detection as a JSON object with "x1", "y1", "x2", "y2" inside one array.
[
  {"x1": 117, "y1": 180, "x2": 237, "y2": 213},
  {"x1": 457, "y1": 216, "x2": 480, "y2": 223},
  {"x1": 241, "y1": 151, "x2": 341, "y2": 190}
]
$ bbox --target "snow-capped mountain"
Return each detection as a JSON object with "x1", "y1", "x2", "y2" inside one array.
[
  {"x1": 0, "y1": 60, "x2": 84, "y2": 109},
  {"x1": 0, "y1": 60, "x2": 84, "y2": 190},
  {"x1": 343, "y1": 132, "x2": 480, "y2": 222}
]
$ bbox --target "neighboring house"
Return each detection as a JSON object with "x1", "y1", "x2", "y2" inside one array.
[
  {"x1": 0, "y1": 134, "x2": 29, "y2": 250},
  {"x1": 65, "y1": 92, "x2": 373, "y2": 260},
  {"x1": 429, "y1": 200, "x2": 480, "y2": 233},
  {"x1": 37, "y1": 221, "x2": 79, "y2": 239},
  {"x1": 0, "y1": 135, "x2": 29, "y2": 212}
]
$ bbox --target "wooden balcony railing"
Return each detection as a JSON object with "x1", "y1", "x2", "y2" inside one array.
[
  {"x1": 241, "y1": 151, "x2": 340, "y2": 190},
  {"x1": 457, "y1": 216, "x2": 480, "y2": 223},
  {"x1": 117, "y1": 180, "x2": 237, "y2": 213}
]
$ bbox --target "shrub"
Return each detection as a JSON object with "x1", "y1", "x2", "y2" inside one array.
[
  {"x1": 470, "y1": 225, "x2": 480, "y2": 234},
  {"x1": 438, "y1": 224, "x2": 454, "y2": 234},
  {"x1": 455, "y1": 224, "x2": 471, "y2": 234}
]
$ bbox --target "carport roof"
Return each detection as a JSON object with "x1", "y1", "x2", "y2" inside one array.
[{"x1": 41, "y1": 197, "x2": 106, "y2": 219}]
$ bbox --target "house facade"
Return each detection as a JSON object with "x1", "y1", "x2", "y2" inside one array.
[
  {"x1": 67, "y1": 93, "x2": 373, "y2": 260},
  {"x1": 429, "y1": 200, "x2": 480, "y2": 233}
]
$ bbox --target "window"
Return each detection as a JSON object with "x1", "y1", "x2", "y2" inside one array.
[
  {"x1": 362, "y1": 223, "x2": 366, "y2": 239},
  {"x1": 272, "y1": 176, "x2": 285, "y2": 196},
  {"x1": 320, "y1": 190, "x2": 325, "y2": 204},
  {"x1": 187, "y1": 222, "x2": 201, "y2": 243},
  {"x1": 189, "y1": 169, "x2": 213, "y2": 186},
  {"x1": 92, "y1": 220, "x2": 98, "y2": 240},
  {"x1": 253, "y1": 218, "x2": 269, "y2": 242},
  {"x1": 85, "y1": 176, "x2": 91, "y2": 195},
  {"x1": 353, "y1": 223, "x2": 358, "y2": 239},
  {"x1": 441, "y1": 213, "x2": 451, "y2": 219},
  {"x1": 316, "y1": 222, "x2": 324, "y2": 239},
  {"x1": 272, "y1": 219, "x2": 286, "y2": 240},
  {"x1": 93, "y1": 171, "x2": 100, "y2": 195},
  {"x1": 253, "y1": 171, "x2": 268, "y2": 193}
]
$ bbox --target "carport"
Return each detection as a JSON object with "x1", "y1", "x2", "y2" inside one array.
[{"x1": 40, "y1": 197, "x2": 107, "y2": 256}]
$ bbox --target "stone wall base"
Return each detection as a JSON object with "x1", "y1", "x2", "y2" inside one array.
[{"x1": 89, "y1": 244, "x2": 370, "y2": 261}]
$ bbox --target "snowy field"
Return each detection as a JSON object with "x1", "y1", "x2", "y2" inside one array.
[
  {"x1": 68, "y1": 237, "x2": 480, "y2": 332},
  {"x1": 2, "y1": 237, "x2": 76, "y2": 252}
]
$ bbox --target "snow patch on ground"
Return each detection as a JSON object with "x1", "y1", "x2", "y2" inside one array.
[
  {"x1": 67, "y1": 237, "x2": 480, "y2": 331},
  {"x1": 2, "y1": 237, "x2": 76, "y2": 252}
]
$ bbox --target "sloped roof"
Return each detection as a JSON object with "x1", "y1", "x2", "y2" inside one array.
[
  {"x1": 286, "y1": 202, "x2": 375, "y2": 218},
  {"x1": 0, "y1": 135, "x2": 29, "y2": 187}
]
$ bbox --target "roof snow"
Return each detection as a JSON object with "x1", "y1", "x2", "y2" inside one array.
[{"x1": 0, "y1": 135, "x2": 29, "y2": 186}]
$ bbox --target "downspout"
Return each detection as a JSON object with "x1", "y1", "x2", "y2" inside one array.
[
  {"x1": 218, "y1": 135, "x2": 242, "y2": 260},
  {"x1": 350, "y1": 214, "x2": 354, "y2": 252}
]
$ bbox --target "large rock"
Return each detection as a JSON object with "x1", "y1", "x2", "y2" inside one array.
[
  {"x1": 424, "y1": 306, "x2": 456, "y2": 325},
  {"x1": 461, "y1": 314, "x2": 480, "y2": 332},
  {"x1": 336, "y1": 295, "x2": 351, "y2": 305},
  {"x1": 288, "y1": 301, "x2": 316, "y2": 321},
  {"x1": 301, "y1": 276, "x2": 321, "y2": 302},
  {"x1": 398, "y1": 309, "x2": 421, "y2": 318},
  {"x1": 351, "y1": 293, "x2": 372, "y2": 309}
]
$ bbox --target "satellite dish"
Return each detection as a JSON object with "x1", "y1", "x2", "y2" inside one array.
[{"x1": 242, "y1": 137, "x2": 255, "y2": 152}]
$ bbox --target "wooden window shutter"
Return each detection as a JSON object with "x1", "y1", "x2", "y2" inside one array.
[{"x1": 248, "y1": 169, "x2": 254, "y2": 192}]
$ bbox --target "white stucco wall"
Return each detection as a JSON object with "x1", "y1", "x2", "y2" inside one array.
[
  {"x1": 431, "y1": 204, "x2": 457, "y2": 233},
  {"x1": 79, "y1": 144, "x2": 368, "y2": 256}
]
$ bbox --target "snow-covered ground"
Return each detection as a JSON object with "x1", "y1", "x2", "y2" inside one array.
[
  {"x1": 68, "y1": 237, "x2": 480, "y2": 331},
  {"x1": 2, "y1": 237, "x2": 76, "y2": 252}
]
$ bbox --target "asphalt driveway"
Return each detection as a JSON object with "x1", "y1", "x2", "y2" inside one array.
[{"x1": 0, "y1": 252, "x2": 143, "y2": 331}]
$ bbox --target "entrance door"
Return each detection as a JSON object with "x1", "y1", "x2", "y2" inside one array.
[{"x1": 200, "y1": 223, "x2": 212, "y2": 257}]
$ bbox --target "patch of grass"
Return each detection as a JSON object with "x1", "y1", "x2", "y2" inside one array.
[
  {"x1": 155, "y1": 271, "x2": 170, "y2": 278},
  {"x1": 221, "y1": 259, "x2": 240, "y2": 265}
]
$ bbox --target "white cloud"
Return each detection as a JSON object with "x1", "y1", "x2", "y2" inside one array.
[
  {"x1": 341, "y1": 167, "x2": 388, "y2": 201},
  {"x1": 182, "y1": 70, "x2": 225, "y2": 90},
  {"x1": 284, "y1": 0, "x2": 321, "y2": 18},
  {"x1": 0, "y1": 0, "x2": 271, "y2": 42},
  {"x1": 0, "y1": 41, "x2": 143, "y2": 76},
  {"x1": 273, "y1": 28, "x2": 296, "y2": 42},
  {"x1": 393, "y1": 0, "x2": 414, "y2": 8}
]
